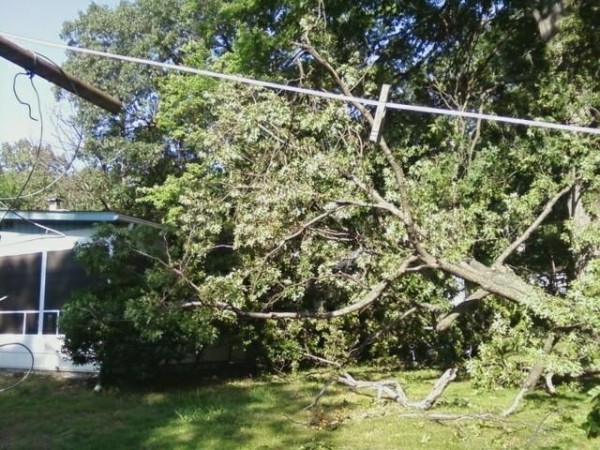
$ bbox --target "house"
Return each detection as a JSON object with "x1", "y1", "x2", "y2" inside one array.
[{"x1": 0, "y1": 204, "x2": 161, "y2": 372}]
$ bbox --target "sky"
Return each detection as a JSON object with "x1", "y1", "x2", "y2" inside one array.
[{"x1": 0, "y1": 0, "x2": 120, "y2": 149}]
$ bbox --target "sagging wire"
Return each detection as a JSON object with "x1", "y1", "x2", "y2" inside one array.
[
  {"x1": 0, "y1": 66, "x2": 44, "y2": 227},
  {"x1": 2, "y1": 31, "x2": 599, "y2": 135},
  {"x1": 0, "y1": 55, "x2": 82, "y2": 392},
  {"x1": 12, "y1": 71, "x2": 39, "y2": 121},
  {"x1": 0, "y1": 342, "x2": 34, "y2": 393},
  {"x1": 0, "y1": 52, "x2": 85, "y2": 202}
]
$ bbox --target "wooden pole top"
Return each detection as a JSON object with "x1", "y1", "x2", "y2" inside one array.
[{"x1": 0, "y1": 34, "x2": 122, "y2": 114}]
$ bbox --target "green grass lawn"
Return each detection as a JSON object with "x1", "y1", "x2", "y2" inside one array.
[{"x1": 0, "y1": 368, "x2": 596, "y2": 450}]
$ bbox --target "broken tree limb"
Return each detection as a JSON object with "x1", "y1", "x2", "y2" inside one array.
[
  {"x1": 436, "y1": 183, "x2": 574, "y2": 331},
  {"x1": 298, "y1": 40, "x2": 433, "y2": 261},
  {"x1": 300, "y1": 305, "x2": 422, "y2": 410},
  {"x1": 396, "y1": 412, "x2": 515, "y2": 423},
  {"x1": 495, "y1": 183, "x2": 575, "y2": 264},
  {"x1": 431, "y1": 256, "x2": 573, "y2": 329},
  {"x1": 294, "y1": 39, "x2": 575, "y2": 331},
  {"x1": 337, "y1": 368, "x2": 457, "y2": 410},
  {"x1": 544, "y1": 373, "x2": 556, "y2": 395}
]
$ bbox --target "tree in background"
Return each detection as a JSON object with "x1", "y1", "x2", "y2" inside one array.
[
  {"x1": 0, "y1": 139, "x2": 78, "y2": 210},
  {"x1": 59, "y1": 0, "x2": 202, "y2": 213}
]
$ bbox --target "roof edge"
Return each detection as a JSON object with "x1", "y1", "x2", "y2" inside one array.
[{"x1": 0, "y1": 210, "x2": 165, "y2": 229}]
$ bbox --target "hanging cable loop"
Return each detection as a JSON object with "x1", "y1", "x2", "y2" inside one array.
[
  {"x1": 0, "y1": 342, "x2": 34, "y2": 393},
  {"x1": 12, "y1": 72, "x2": 39, "y2": 122}
]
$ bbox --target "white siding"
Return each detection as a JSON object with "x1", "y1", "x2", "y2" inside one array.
[{"x1": 0, "y1": 335, "x2": 97, "y2": 372}]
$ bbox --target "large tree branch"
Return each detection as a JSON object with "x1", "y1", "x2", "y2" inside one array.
[
  {"x1": 432, "y1": 258, "x2": 573, "y2": 327},
  {"x1": 496, "y1": 183, "x2": 574, "y2": 265},
  {"x1": 501, "y1": 333, "x2": 559, "y2": 417},
  {"x1": 436, "y1": 183, "x2": 574, "y2": 331},
  {"x1": 298, "y1": 39, "x2": 575, "y2": 329},
  {"x1": 133, "y1": 232, "x2": 420, "y2": 320}
]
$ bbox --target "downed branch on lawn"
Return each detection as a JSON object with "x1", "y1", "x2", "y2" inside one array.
[{"x1": 337, "y1": 368, "x2": 458, "y2": 410}]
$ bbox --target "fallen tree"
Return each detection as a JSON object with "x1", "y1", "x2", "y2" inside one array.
[{"x1": 60, "y1": 1, "x2": 600, "y2": 416}]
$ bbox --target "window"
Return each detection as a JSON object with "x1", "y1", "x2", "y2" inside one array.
[{"x1": 0, "y1": 254, "x2": 41, "y2": 333}]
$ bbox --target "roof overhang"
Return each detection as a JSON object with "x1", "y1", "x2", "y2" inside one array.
[{"x1": 0, "y1": 210, "x2": 165, "y2": 230}]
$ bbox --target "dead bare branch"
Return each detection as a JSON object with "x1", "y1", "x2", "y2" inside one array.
[
  {"x1": 303, "y1": 353, "x2": 343, "y2": 368},
  {"x1": 337, "y1": 368, "x2": 457, "y2": 410},
  {"x1": 303, "y1": 378, "x2": 338, "y2": 411},
  {"x1": 301, "y1": 305, "x2": 421, "y2": 409},
  {"x1": 396, "y1": 412, "x2": 516, "y2": 423}
]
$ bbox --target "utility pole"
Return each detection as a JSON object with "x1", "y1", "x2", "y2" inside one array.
[{"x1": 0, "y1": 34, "x2": 122, "y2": 114}]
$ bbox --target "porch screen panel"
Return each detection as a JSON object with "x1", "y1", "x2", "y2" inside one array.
[
  {"x1": 0, "y1": 313, "x2": 24, "y2": 333},
  {"x1": 0, "y1": 253, "x2": 42, "y2": 333},
  {"x1": 0, "y1": 253, "x2": 41, "y2": 309},
  {"x1": 44, "y1": 250, "x2": 95, "y2": 310}
]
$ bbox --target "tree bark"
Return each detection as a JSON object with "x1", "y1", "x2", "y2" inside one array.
[
  {"x1": 337, "y1": 368, "x2": 457, "y2": 410},
  {"x1": 437, "y1": 184, "x2": 574, "y2": 331},
  {"x1": 544, "y1": 373, "x2": 556, "y2": 394}
]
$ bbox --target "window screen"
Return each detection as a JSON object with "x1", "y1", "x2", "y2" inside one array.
[
  {"x1": 0, "y1": 253, "x2": 42, "y2": 311},
  {"x1": 44, "y1": 250, "x2": 95, "y2": 310},
  {"x1": 0, "y1": 313, "x2": 25, "y2": 334},
  {"x1": 43, "y1": 311, "x2": 59, "y2": 335}
]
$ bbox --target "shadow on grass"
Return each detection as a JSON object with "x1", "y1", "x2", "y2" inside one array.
[
  {"x1": 0, "y1": 373, "x2": 332, "y2": 450},
  {"x1": 142, "y1": 382, "x2": 327, "y2": 450}
]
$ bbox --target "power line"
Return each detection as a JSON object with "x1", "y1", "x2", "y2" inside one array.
[
  {"x1": 12, "y1": 72, "x2": 39, "y2": 121},
  {"x1": 0, "y1": 52, "x2": 83, "y2": 237},
  {"x1": 2, "y1": 31, "x2": 599, "y2": 136}
]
